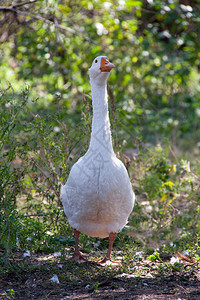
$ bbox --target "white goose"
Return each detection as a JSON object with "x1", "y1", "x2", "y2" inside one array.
[{"x1": 61, "y1": 56, "x2": 135, "y2": 263}]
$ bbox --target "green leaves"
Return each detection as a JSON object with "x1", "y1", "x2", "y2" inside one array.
[
  {"x1": 0, "y1": 0, "x2": 199, "y2": 146},
  {"x1": 0, "y1": 0, "x2": 200, "y2": 268}
]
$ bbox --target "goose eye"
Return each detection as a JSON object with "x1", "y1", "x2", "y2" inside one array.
[{"x1": 95, "y1": 59, "x2": 98, "y2": 63}]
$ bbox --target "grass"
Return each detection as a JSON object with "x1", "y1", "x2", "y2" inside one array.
[
  {"x1": 0, "y1": 86, "x2": 200, "y2": 298},
  {"x1": 1, "y1": 244, "x2": 199, "y2": 299}
]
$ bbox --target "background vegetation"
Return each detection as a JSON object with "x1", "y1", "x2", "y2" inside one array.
[{"x1": 0, "y1": 0, "x2": 200, "y2": 295}]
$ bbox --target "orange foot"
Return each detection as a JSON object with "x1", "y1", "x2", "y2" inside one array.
[{"x1": 72, "y1": 252, "x2": 88, "y2": 263}]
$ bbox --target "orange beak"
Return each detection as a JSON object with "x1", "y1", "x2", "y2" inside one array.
[{"x1": 100, "y1": 57, "x2": 115, "y2": 72}]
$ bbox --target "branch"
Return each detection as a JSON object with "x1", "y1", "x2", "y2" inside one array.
[
  {"x1": 13, "y1": 0, "x2": 40, "y2": 9},
  {"x1": 0, "y1": 4, "x2": 95, "y2": 43},
  {"x1": 0, "y1": 0, "x2": 39, "y2": 11},
  {"x1": 15, "y1": 9, "x2": 76, "y2": 34},
  {"x1": 34, "y1": 161, "x2": 61, "y2": 202}
]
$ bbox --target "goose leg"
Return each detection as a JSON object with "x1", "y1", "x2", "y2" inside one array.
[
  {"x1": 72, "y1": 229, "x2": 87, "y2": 263},
  {"x1": 100, "y1": 232, "x2": 118, "y2": 264}
]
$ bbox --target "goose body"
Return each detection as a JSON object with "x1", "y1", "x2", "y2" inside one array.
[{"x1": 61, "y1": 56, "x2": 135, "y2": 261}]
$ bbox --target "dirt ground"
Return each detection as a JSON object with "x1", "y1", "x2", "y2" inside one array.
[{"x1": 1, "y1": 252, "x2": 200, "y2": 300}]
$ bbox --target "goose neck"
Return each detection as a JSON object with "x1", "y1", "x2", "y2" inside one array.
[{"x1": 89, "y1": 80, "x2": 114, "y2": 155}]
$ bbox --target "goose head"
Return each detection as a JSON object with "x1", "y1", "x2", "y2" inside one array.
[{"x1": 89, "y1": 56, "x2": 115, "y2": 85}]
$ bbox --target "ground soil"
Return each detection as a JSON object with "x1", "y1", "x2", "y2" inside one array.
[{"x1": 1, "y1": 252, "x2": 199, "y2": 300}]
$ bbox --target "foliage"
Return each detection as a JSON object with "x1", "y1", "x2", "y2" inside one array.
[
  {"x1": 0, "y1": 0, "x2": 200, "y2": 143},
  {"x1": 130, "y1": 143, "x2": 200, "y2": 252},
  {"x1": 0, "y1": 86, "x2": 199, "y2": 267},
  {"x1": 0, "y1": 86, "x2": 29, "y2": 263},
  {"x1": 0, "y1": 0, "x2": 200, "y2": 276}
]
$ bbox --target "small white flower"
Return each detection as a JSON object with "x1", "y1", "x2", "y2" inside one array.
[
  {"x1": 142, "y1": 51, "x2": 149, "y2": 57},
  {"x1": 177, "y1": 39, "x2": 184, "y2": 46},
  {"x1": 95, "y1": 23, "x2": 108, "y2": 36},
  {"x1": 162, "y1": 55, "x2": 168, "y2": 61},
  {"x1": 45, "y1": 53, "x2": 50, "y2": 59},
  {"x1": 186, "y1": 12, "x2": 192, "y2": 18},
  {"x1": 163, "y1": 30, "x2": 171, "y2": 39},
  {"x1": 170, "y1": 256, "x2": 180, "y2": 264},
  {"x1": 180, "y1": 4, "x2": 192, "y2": 12},
  {"x1": 50, "y1": 274, "x2": 59, "y2": 284},
  {"x1": 104, "y1": 2, "x2": 112, "y2": 10},
  {"x1": 54, "y1": 126, "x2": 60, "y2": 132},
  {"x1": 163, "y1": 6, "x2": 170, "y2": 12},
  {"x1": 118, "y1": 0, "x2": 125, "y2": 10}
]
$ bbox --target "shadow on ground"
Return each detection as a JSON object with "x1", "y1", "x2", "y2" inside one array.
[{"x1": 0, "y1": 254, "x2": 199, "y2": 299}]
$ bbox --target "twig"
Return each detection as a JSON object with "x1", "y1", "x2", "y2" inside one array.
[
  {"x1": 141, "y1": 8, "x2": 156, "y2": 15},
  {"x1": 33, "y1": 161, "x2": 61, "y2": 202},
  {"x1": 15, "y1": 9, "x2": 76, "y2": 34},
  {"x1": 12, "y1": 0, "x2": 40, "y2": 9},
  {"x1": 0, "y1": 4, "x2": 96, "y2": 43},
  {"x1": 177, "y1": 252, "x2": 195, "y2": 264},
  {"x1": 57, "y1": 120, "x2": 71, "y2": 179},
  {"x1": 0, "y1": 0, "x2": 39, "y2": 11}
]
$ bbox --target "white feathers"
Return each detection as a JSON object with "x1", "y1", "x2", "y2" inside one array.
[{"x1": 61, "y1": 56, "x2": 135, "y2": 238}]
